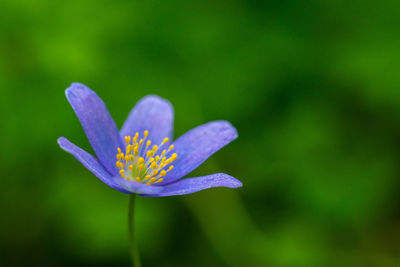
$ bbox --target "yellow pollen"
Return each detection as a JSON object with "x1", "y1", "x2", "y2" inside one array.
[
  {"x1": 115, "y1": 132, "x2": 177, "y2": 185},
  {"x1": 133, "y1": 132, "x2": 139, "y2": 143}
]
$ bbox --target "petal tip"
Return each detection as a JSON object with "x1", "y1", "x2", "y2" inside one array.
[
  {"x1": 65, "y1": 83, "x2": 92, "y2": 99},
  {"x1": 57, "y1": 136, "x2": 66, "y2": 146},
  {"x1": 139, "y1": 94, "x2": 174, "y2": 110}
]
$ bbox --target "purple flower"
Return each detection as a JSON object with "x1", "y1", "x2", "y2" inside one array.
[{"x1": 57, "y1": 83, "x2": 242, "y2": 196}]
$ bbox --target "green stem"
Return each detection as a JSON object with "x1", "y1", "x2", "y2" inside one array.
[{"x1": 128, "y1": 194, "x2": 142, "y2": 267}]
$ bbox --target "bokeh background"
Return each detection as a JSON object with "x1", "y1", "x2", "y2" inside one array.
[{"x1": 1, "y1": 0, "x2": 400, "y2": 266}]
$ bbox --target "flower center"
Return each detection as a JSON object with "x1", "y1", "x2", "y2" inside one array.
[{"x1": 115, "y1": 130, "x2": 177, "y2": 185}]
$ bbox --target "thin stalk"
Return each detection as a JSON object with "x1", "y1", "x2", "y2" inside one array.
[{"x1": 128, "y1": 194, "x2": 142, "y2": 267}]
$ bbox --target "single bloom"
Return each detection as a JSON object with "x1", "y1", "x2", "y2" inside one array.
[{"x1": 57, "y1": 83, "x2": 242, "y2": 196}]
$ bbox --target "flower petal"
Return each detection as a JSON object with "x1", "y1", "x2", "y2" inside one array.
[
  {"x1": 113, "y1": 177, "x2": 163, "y2": 195},
  {"x1": 120, "y1": 95, "x2": 174, "y2": 145},
  {"x1": 162, "y1": 121, "x2": 238, "y2": 184},
  {"x1": 142, "y1": 173, "x2": 242, "y2": 197},
  {"x1": 65, "y1": 83, "x2": 122, "y2": 175},
  {"x1": 57, "y1": 137, "x2": 131, "y2": 194}
]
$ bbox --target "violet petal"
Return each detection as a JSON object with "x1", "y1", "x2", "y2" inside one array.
[
  {"x1": 65, "y1": 83, "x2": 122, "y2": 175},
  {"x1": 142, "y1": 173, "x2": 242, "y2": 197},
  {"x1": 120, "y1": 95, "x2": 174, "y2": 145},
  {"x1": 57, "y1": 137, "x2": 130, "y2": 194},
  {"x1": 162, "y1": 121, "x2": 238, "y2": 184},
  {"x1": 112, "y1": 177, "x2": 163, "y2": 194}
]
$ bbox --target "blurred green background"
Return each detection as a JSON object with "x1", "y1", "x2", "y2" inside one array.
[{"x1": 1, "y1": 0, "x2": 400, "y2": 266}]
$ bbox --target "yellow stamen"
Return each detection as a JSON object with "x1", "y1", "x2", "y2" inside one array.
[
  {"x1": 115, "y1": 131, "x2": 177, "y2": 185},
  {"x1": 133, "y1": 132, "x2": 139, "y2": 143},
  {"x1": 170, "y1": 153, "x2": 178, "y2": 161}
]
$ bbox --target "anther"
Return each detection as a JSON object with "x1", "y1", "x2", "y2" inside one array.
[
  {"x1": 162, "y1": 137, "x2": 169, "y2": 144},
  {"x1": 144, "y1": 130, "x2": 149, "y2": 138}
]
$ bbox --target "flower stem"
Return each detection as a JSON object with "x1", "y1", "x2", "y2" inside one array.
[{"x1": 128, "y1": 194, "x2": 142, "y2": 267}]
